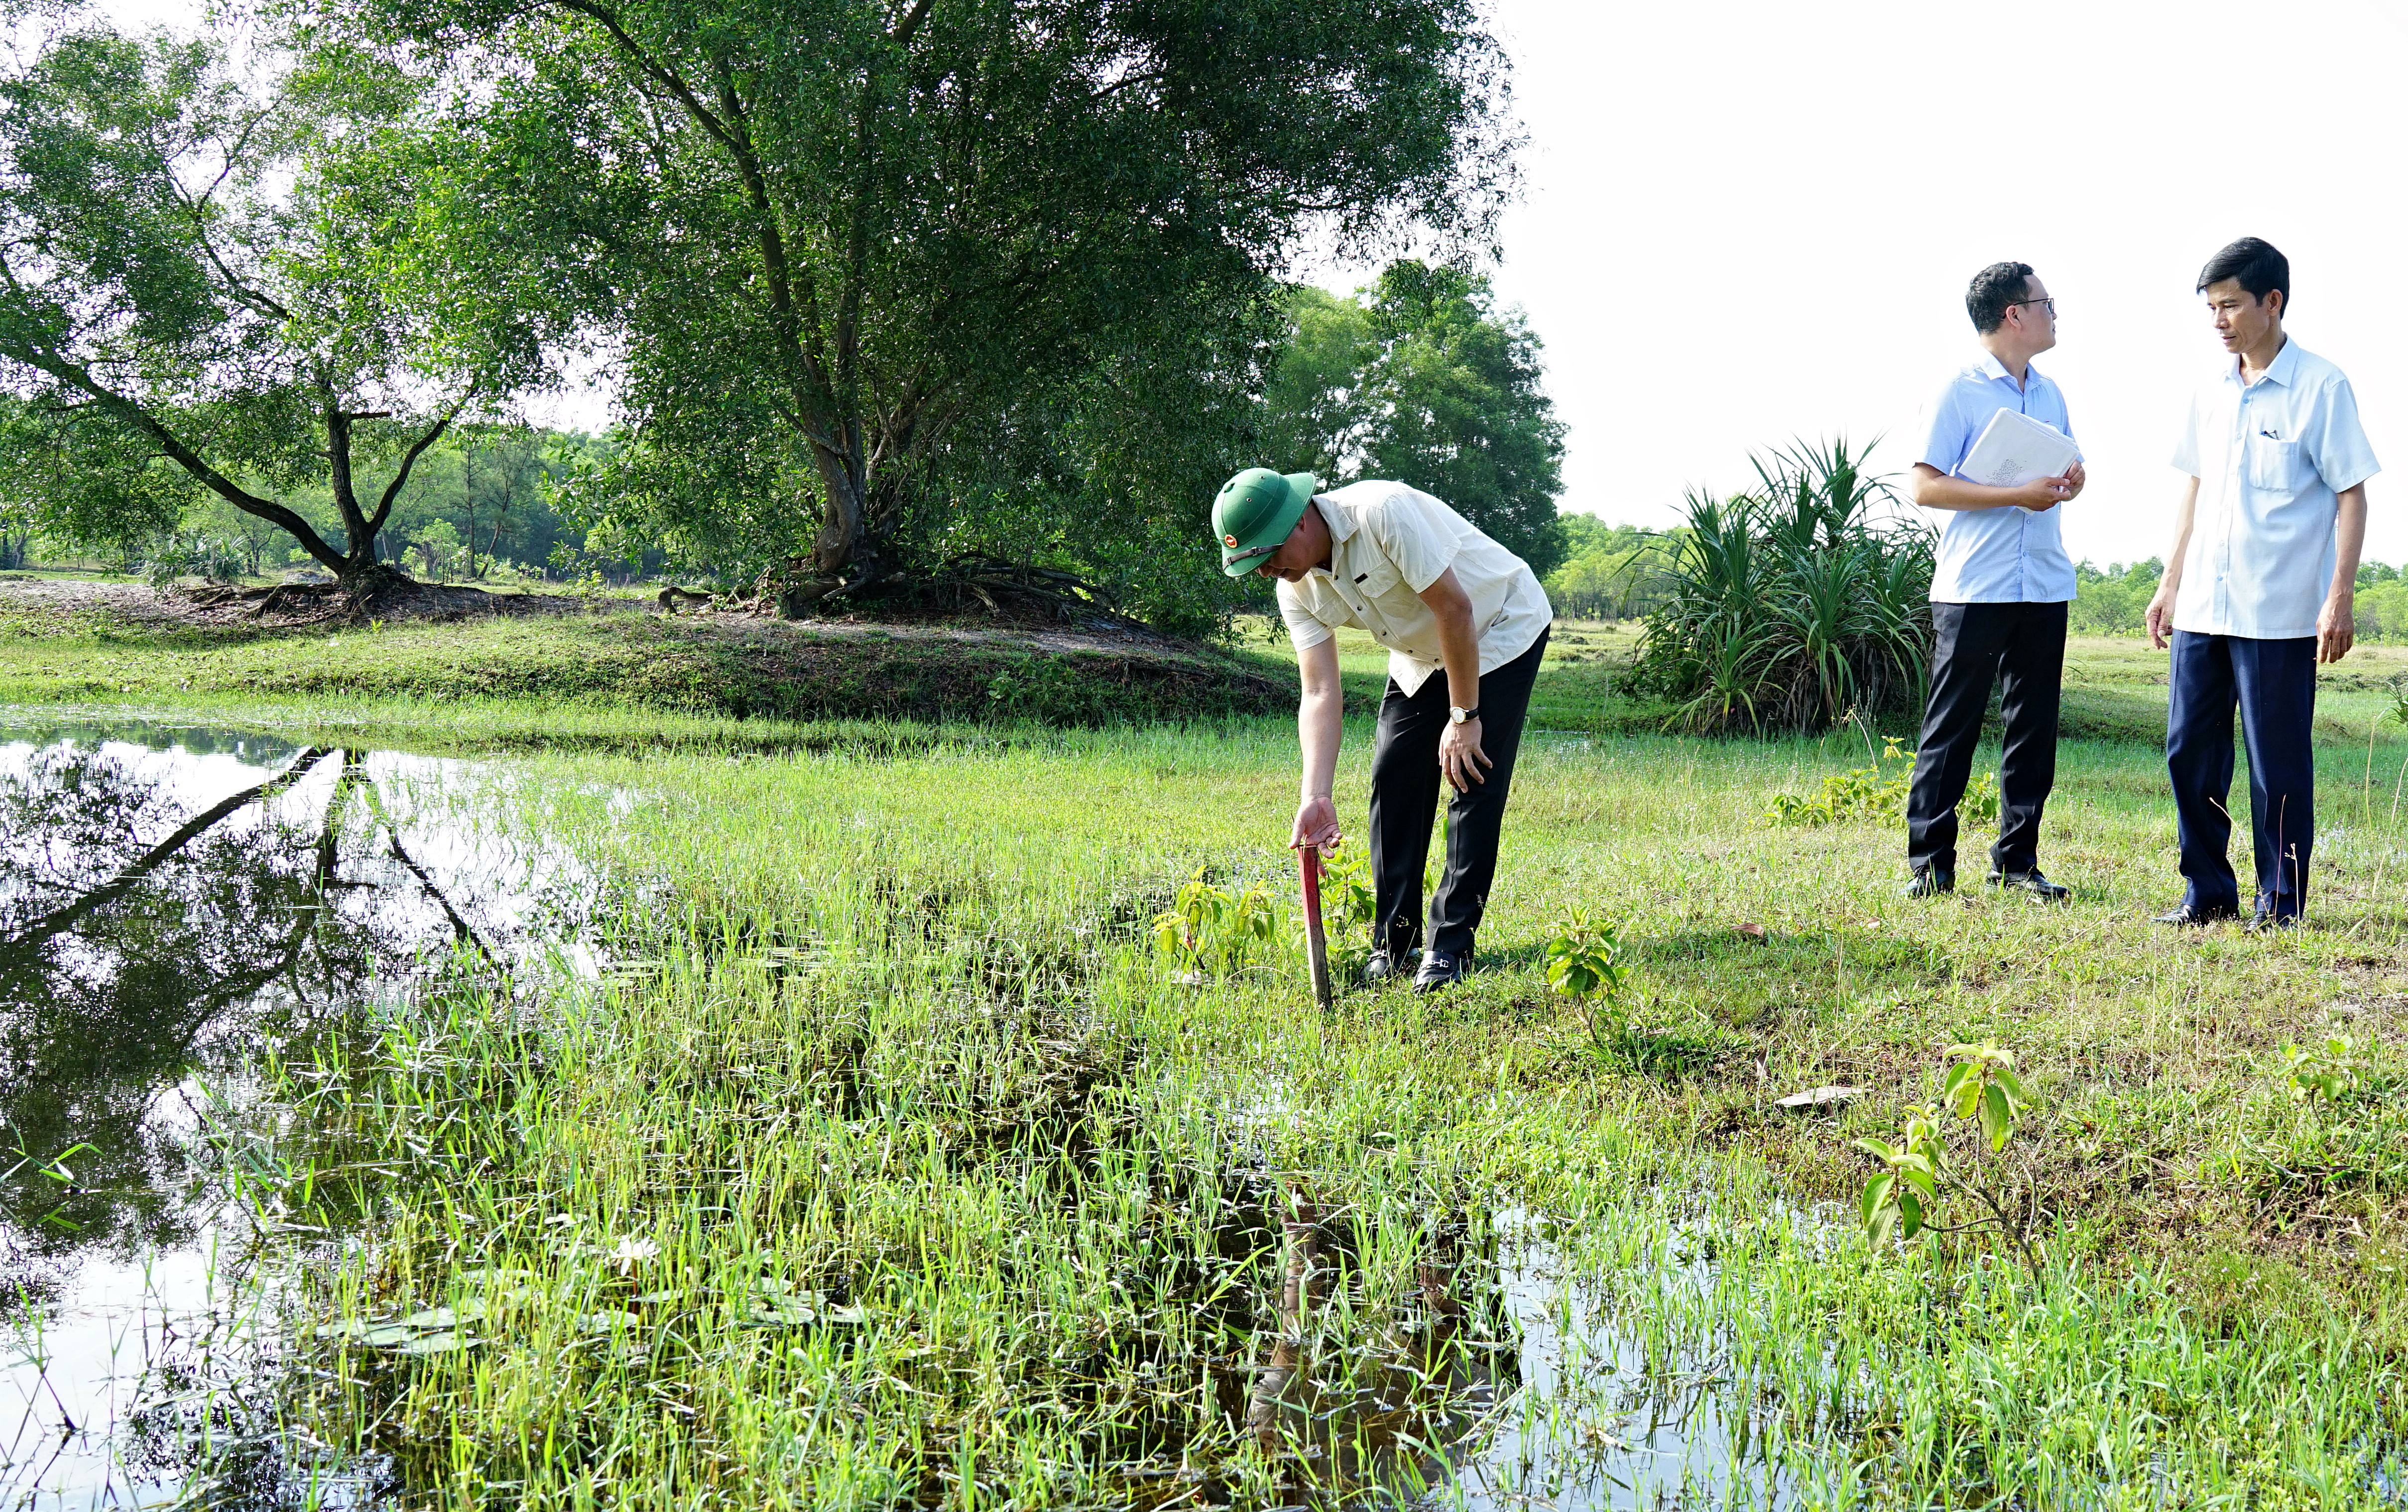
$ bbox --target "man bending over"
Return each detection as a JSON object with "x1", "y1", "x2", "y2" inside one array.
[{"x1": 1211, "y1": 469, "x2": 1553, "y2": 992}]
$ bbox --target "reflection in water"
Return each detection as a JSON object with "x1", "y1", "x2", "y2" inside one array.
[{"x1": 0, "y1": 720, "x2": 593, "y2": 1508}]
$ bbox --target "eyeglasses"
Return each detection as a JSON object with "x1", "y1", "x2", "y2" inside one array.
[{"x1": 2009, "y1": 297, "x2": 2058, "y2": 317}]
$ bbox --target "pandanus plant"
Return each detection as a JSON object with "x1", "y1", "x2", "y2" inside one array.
[{"x1": 1634, "y1": 438, "x2": 1934, "y2": 734}]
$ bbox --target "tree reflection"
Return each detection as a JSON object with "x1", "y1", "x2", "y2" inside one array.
[{"x1": 0, "y1": 738, "x2": 494, "y2": 1294}]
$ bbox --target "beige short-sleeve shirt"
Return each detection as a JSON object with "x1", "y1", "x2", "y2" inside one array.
[{"x1": 1274, "y1": 480, "x2": 1553, "y2": 697}]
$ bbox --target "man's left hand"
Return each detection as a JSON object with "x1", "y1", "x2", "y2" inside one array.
[
  {"x1": 2062, "y1": 460, "x2": 2086, "y2": 500},
  {"x1": 2318, "y1": 592, "x2": 2357, "y2": 664},
  {"x1": 1438, "y1": 717, "x2": 1490, "y2": 794}
]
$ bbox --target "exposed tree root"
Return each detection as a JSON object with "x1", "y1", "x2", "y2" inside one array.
[{"x1": 179, "y1": 571, "x2": 588, "y2": 629}]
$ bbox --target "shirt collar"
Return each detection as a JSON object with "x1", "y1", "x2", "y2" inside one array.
[
  {"x1": 1305, "y1": 494, "x2": 1356, "y2": 578},
  {"x1": 2226, "y1": 336, "x2": 2299, "y2": 388},
  {"x1": 1976, "y1": 352, "x2": 2042, "y2": 390}
]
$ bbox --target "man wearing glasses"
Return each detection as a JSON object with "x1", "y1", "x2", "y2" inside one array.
[
  {"x1": 1900, "y1": 261, "x2": 2086, "y2": 900},
  {"x1": 2146, "y1": 237, "x2": 2378, "y2": 930}
]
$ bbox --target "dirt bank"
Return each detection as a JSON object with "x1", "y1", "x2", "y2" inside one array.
[{"x1": 0, "y1": 577, "x2": 1290, "y2": 726}]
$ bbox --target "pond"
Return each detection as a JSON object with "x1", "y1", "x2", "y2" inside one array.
[
  {"x1": 0, "y1": 714, "x2": 1799, "y2": 1510},
  {"x1": 0, "y1": 715, "x2": 598, "y2": 1508}
]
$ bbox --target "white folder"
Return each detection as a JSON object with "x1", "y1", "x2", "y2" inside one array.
[{"x1": 1956, "y1": 409, "x2": 2080, "y2": 488}]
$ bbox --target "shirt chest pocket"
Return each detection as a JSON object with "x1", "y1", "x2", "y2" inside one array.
[
  {"x1": 2244, "y1": 435, "x2": 2310, "y2": 491},
  {"x1": 1348, "y1": 559, "x2": 1406, "y2": 616}
]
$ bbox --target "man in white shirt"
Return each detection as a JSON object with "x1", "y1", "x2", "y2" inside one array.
[
  {"x1": 2146, "y1": 238, "x2": 2379, "y2": 929},
  {"x1": 1900, "y1": 261, "x2": 2086, "y2": 901},
  {"x1": 1210, "y1": 468, "x2": 1553, "y2": 992}
]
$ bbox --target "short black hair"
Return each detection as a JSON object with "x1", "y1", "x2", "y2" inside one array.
[
  {"x1": 2197, "y1": 237, "x2": 2289, "y2": 315},
  {"x1": 1967, "y1": 262, "x2": 2037, "y2": 334}
]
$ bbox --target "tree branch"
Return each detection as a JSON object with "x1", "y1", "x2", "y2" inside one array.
[
  {"x1": 366, "y1": 390, "x2": 476, "y2": 540},
  {"x1": 553, "y1": 0, "x2": 742, "y2": 155},
  {"x1": 0, "y1": 327, "x2": 347, "y2": 573},
  {"x1": 892, "y1": 0, "x2": 936, "y2": 44}
]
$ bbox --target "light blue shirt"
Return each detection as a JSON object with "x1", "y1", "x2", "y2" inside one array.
[
  {"x1": 2170, "y1": 339, "x2": 2380, "y2": 640},
  {"x1": 1917, "y1": 354, "x2": 2079, "y2": 604}
]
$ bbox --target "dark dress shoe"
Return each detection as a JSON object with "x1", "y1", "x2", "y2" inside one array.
[
  {"x1": 1901, "y1": 867, "x2": 1955, "y2": 899},
  {"x1": 2248, "y1": 907, "x2": 2300, "y2": 933},
  {"x1": 2155, "y1": 901, "x2": 2239, "y2": 927},
  {"x1": 1988, "y1": 868, "x2": 2070, "y2": 902},
  {"x1": 1413, "y1": 951, "x2": 1468, "y2": 993},
  {"x1": 1363, "y1": 946, "x2": 1420, "y2": 985}
]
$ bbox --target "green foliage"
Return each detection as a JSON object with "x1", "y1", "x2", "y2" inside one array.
[
  {"x1": 1857, "y1": 1043, "x2": 2042, "y2": 1274},
  {"x1": 2068, "y1": 559, "x2": 2162, "y2": 637},
  {"x1": 1152, "y1": 868, "x2": 1282, "y2": 979},
  {"x1": 0, "y1": 21, "x2": 567, "y2": 579},
  {"x1": 350, "y1": 0, "x2": 1517, "y2": 603},
  {"x1": 138, "y1": 532, "x2": 248, "y2": 588},
  {"x1": 2280, "y1": 1034, "x2": 2367, "y2": 1108},
  {"x1": 1767, "y1": 736, "x2": 1997, "y2": 828},
  {"x1": 2353, "y1": 572, "x2": 2408, "y2": 643},
  {"x1": 1630, "y1": 439, "x2": 1934, "y2": 735},
  {"x1": 1543, "y1": 516, "x2": 1678, "y2": 620},
  {"x1": 1258, "y1": 262, "x2": 1567, "y2": 576},
  {"x1": 1544, "y1": 907, "x2": 1638, "y2": 1063},
  {"x1": 1315, "y1": 842, "x2": 1379, "y2": 935}
]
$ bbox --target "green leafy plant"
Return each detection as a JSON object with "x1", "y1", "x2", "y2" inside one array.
[
  {"x1": 1545, "y1": 908, "x2": 1633, "y2": 1058},
  {"x1": 1856, "y1": 1043, "x2": 2043, "y2": 1275},
  {"x1": 2280, "y1": 1034, "x2": 2366, "y2": 1108},
  {"x1": 1153, "y1": 868, "x2": 1282, "y2": 980},
  {"x1": 1315, "y1": 842, "x2": 1377, "y2": 934},
  {"x1": 139, "y1": 532, "x2": 247, "y2": 588},
  {"x1": 1768, "y1": 736, "x2": 1997, "y2": 827},
  {"x1": 1631, "y1": 439, "x2": 1935, "y2": 735}
]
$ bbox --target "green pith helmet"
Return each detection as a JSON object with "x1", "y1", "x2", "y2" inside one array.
[{"x1": 1211, "y1": 468, "x2": 1319, "y2": 576}]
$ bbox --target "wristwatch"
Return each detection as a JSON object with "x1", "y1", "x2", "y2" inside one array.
[{"x1": 1449, "y1": 705, "x2": 1480, "y2": 724}]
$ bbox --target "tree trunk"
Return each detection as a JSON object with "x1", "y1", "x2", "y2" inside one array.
[{"x1": 808, "y1": 443, "x2": 869, "y2": 582}]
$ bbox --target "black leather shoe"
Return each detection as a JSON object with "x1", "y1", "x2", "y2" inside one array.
[
  {"x1": 2248, "y1": 907, "x2": 2300, "y2": 934},
  {"x1": 1988, "y1": 868, "x2": 2070, "y2": 903},
  {"x1": 1363, "y1": 946, "x2": 1420, "y2": 985},
  {"x1": 1413, "y1": 951, "x2": 1468, "y2": 993},
  {"x1": 1901, "y1": 867, "x2": 1955, "y2": 899},
  {"x1": 2155, "y1": 901, "x2": 2240, "y2": 927}
]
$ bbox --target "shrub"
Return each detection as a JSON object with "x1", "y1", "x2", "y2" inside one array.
[
  {"x1": 1766, "y1": 737, "x2": 1997, "y2": 827},
  {"x1": 1629, "y1": 439, "x2": 1933, "y2": 734},
  {"x1": 139, "y1": 533, "x2": 247, "y2": 587}
]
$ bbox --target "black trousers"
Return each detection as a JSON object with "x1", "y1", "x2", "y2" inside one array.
[
  {"x1": 1369, "y1": 626, "x2": 1549, "y2": 962},
  {"x1": 2167, "y1": 630, "x2": 2317, "y2": 919},
  {"x1": 1905, "y1": 600, "x2": 2066, "y2": 877}
]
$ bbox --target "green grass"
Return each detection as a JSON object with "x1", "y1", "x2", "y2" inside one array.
[{"x1": 14, "y1": 620, "x2": 2408, "y2": 1506}]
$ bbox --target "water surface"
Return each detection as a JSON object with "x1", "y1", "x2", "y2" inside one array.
[{"x1": 0, "y1": 715, "x2": 594, "y2": 1508}]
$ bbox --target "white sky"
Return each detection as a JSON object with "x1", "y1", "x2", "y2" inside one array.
[
  {"x1": 93, "y1": 0, "x2": 2408, "y2": 566},
  {"x1": 1410, "y1": 0, "x2": 2408, "y2": 564}
]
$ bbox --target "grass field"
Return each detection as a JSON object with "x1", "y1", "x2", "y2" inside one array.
[{"x1": 10, "y1": 617, "x2": 2408, "y2": 1506}]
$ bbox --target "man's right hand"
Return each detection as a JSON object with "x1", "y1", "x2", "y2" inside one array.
[
  {"x1": 2146, "y1": 585, "x2": 2177, "y2": 649},
  {"x1": 2014, "y1": 475, "x2": 2074, "y2": 512},
  {"x1": 1291, "y1": 794, "x2": 1340, "y2": 851}
]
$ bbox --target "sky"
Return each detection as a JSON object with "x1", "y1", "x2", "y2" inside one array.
[
  {"x1": 1370, "y1": 0, "x2": 2408, "y2": 564},
  {"x1": 86, "y1": 0, "x2": 2408, "y2": 566}
]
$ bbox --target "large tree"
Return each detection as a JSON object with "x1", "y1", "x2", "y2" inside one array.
[
  {"x1": 0, "y1": 21, "x2": 565, "y2": 591},
  {"x1": 338, "y1": 0, "x2": 1517, "y2": 605},
  {"x1": 1261, "y1": 261, "x2": 1567, "y2": 575}
]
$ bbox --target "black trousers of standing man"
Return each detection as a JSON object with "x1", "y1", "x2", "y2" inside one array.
[
  {"x1": 1368, "y1": 626, "x2": 1550, "y2": 963},
  {"x1": 1906, "y1": 600, "x2": 2066, "y2": 878}
]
